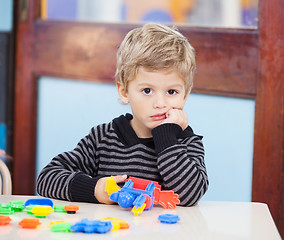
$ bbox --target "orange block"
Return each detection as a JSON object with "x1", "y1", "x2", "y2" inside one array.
[
  {"x1": 64, "y1": 205, "x2": 79, "y2": 214},
  {"x1": 0, "y1": 216, "x2": 12, "y2": 225},
  {"x1": 18, "y1": 218, "x2": 41, "y2": 229}
]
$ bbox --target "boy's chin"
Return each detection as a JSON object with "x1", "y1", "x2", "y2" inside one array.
[{"x1": 151, "y1": 121, "x2": 164, "y2": 130}]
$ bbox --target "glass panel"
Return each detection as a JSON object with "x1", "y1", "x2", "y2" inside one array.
[
  {"x1": 0, "y1": 0, "x2": 13, "y2": 31},
  {"x1": 43, "y1": 0, "x2": 258, "y2": 28}
]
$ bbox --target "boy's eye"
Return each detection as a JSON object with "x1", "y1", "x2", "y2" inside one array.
[
  {"x1": 167, "y1": 89, "x2": 177, "y2": 95},
  {"x1": 142, "y1": 88, "x2": 152, "y2": 95}
]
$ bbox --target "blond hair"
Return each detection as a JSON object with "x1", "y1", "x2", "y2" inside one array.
[{"x1": 115, "y1": 23, "x2": 196, "y2": 96}]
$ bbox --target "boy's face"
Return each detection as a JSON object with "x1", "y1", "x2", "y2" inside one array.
[{"x1": 117, "y1": 67, "x2": 189, "y2": 138}]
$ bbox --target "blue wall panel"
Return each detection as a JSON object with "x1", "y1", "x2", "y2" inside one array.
[
  {"x1": 0, "y1": 0, "x2": 13, "y2": 31},
  {"x1": 0, "y1": 124, "x2": 6, "y2": 150},
  {"x1": 185, "y1": 94, "x2": 255, "y2": 201}
]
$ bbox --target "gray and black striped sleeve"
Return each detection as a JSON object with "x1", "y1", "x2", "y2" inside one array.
[
  {"x1": 152, "y1": 123, "x2": 208, "y2": 206},
  {"x1": 36, "y1": 127, "x2": 102, "y2": 203}
]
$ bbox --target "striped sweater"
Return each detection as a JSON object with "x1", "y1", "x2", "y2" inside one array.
[{"x1": 36, "y1": 113, "x2": 208, "y2": 206}]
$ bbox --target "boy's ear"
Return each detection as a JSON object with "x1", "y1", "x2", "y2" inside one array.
[
  {"x1": 185, "y1": 88, "x2": 191, "y2": 99},
  {"x1": 116, "y1": 82, "x2": 129, "y2": 104}
]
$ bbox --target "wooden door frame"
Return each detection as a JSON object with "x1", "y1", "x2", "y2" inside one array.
[{"x1": 13, "y1": 0, "x2": 284, "y2": 236}]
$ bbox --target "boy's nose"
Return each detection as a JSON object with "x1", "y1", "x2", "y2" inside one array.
[{"x1": 153, "y1": 94, "x2": 167, "y2": 109}]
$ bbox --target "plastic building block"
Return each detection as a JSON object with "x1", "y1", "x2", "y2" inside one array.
[
  {"x1": 105, "y1": 176, "x2": 121, "y2": 195},
  {"x1": 85, "y1": 220, "x2": 112, "y2": 234},
  {"x1": 0, "y1": 204, "x2": 10, "y2": 208},
  {"x1": 0, "y1": 216, "x2": 12, "y2": 225},
  {"x1": 153, "y1": 188, "x2": 180, "y2": 209},
  {"x1": 132, "y1": 203, "x2": 146, "y2": 216},
  {"x1": 54, "y1": 205, "x2": 67, "y2": 213},
  {"x1": 110, "y1": 176, "x2": 180, "y2": 215},
  {"x1": 143, "y1": 194, "x2": 154, "y2": 209},
  {"x1": 133, "y1": 194, "x2": 147, "y2": 208},
  {"x1": 0, "y1": 207, "x2": 14, "y2": 215},
  {"x1": 32, "y1": 205, "x2": 54, "y2": 218},
  {"x1": 18, "y1": 218, "x2": 41, "y2": 229},
  {"x1": 110, "y1": 179, "x2": 156, "y2": 216},
  {"x1": 25, "y1": 205, "x2": 36, "y2": 215},
  {"x1": 158, "y1": 214, "x2": 180, "y2": 224},
  {"x1": 126, "y1": 177, "x2": 161, "y2": 190},
  {"x1": 9, "y1": 200, "x2": 25, "y2": 211},
  {"x1": 64, "y1": 205, "x2": 79, "y2": 214},
  {"x1": 111, "y1": 179, "x2": 155, "y2": 209},
  {"x1": 70, "y1": 220, "x2": 85, "y2": 232},
  {"x1": 0, "y1": 201, "x2": 25, "y2": 215},
  {"x1": 119, "y1": 222, "x2": 130, "y2": 229},
  {"x1": 101, "y1": 218, "x2": 120, "y2": 231},
  {"x1": 100, "y1": 217, "x2": 130, "y2": 230},
  {"x1": 70, "y1": 219, "x2": 112, "y2": 234},
  {"x1": 110, "y1": 190, "x2": 135, "y2": 208},
  {"x1": 51, "y1": 222, "x2": 72, "y2": 232},
  {"x1": 49, "y1": 220, "x2": 66, "y2": 226},
  {"x1": 24, "y1": 198, "x2": 54, "y2": 208},
  {"x1": 127, "y1": 176, "x2": 180, "y2": 209}
]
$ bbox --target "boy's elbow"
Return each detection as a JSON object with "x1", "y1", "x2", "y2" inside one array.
[
  {"x1": 179, "y1": 197, "x2": 200, "y2": 207},
  {"x1": 35, "y1": 180, "x2": 43, "y2": 197},
  {"x1": 179, "y1": 180, "x2": 209, "y2": 207},
  {"x1": 35, "y1": 175, "x2": 47, "y2": 197}
]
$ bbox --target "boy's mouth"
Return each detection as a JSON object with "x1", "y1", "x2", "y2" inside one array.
[{"x1": 151, "y1": 113, "x2": 166, "y2": 121}]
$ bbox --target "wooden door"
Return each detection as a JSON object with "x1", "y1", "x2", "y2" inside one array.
[{"x1": 13, "y1": 0, "x2": 284, "y2": 236}]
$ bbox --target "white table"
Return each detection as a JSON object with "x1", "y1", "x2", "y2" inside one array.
[{"x1": 0, "y1": 195, "x2": 281, "y2": 240}]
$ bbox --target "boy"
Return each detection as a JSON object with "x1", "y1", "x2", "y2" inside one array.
[{"x1": 36, "y1": 23, "x2": 208, "y2": 206}]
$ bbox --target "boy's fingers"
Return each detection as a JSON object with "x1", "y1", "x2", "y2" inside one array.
[{"x1": 113, "y1": 175, "x2": 127, "y2": 183}]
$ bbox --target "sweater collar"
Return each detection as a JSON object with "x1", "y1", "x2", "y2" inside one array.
[
  {"x1": 112, "y1": 113, "x2": 198, "y2": 146},
  {"x1": 113, "y1": 113, "x2": 140, "y2": 146}
]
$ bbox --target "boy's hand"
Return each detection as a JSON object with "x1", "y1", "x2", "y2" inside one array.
[
  {"x1": 162, "y1": 108, "x2": 188, "y2": 131},
  {"x1": 95, "y1": 175, "x2": 127, "y2": 204}
]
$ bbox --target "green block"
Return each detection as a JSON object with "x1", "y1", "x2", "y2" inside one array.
[
  {"x1": 0, "y1": 207, "x2": 14, "y2": 215},
  {"x1": 25, "y1": 205, "x2": 35, "y2": 215},
  {"x1": 9, "y1": 200, "x2": 25, "y2": 211},
  {"x1": 54, "y1": 205, "x2": 67, "y2": 213},
  {"x1": 0, "y1": 204, "x2": 11, "y2": 208},
  {"x1": 51, "y1": 222, "x2": 72, "y2": 232}
]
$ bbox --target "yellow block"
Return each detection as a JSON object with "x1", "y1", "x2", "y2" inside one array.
[
  {"x1": 49, "y1": 220, "x2": 66, "y2": 228},
  {"x1": 105, "y1": 176, "x2": 121, "y2": 195},
  {"x1": 32, "y1": 206, "x2": 54, "y2": 217},
  {"x1": 101, "y1": 217, "x2": 129, "y2": 231},
  {"x1": 132, "y1": 203, "x2": 146, "y2": 216}
]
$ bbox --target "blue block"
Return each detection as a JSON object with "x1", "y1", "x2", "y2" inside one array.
[
  {"x1": 24, "y1": 198, "x2": 54, "y2": 208},
  {"x1": 110, "y1": 179, "x2": 155, "y2": 210},
  {"x1": 158, "y1": 214, "x2": 180, "y2": 224},
  {"x1": 70, "y1": 219, "x2": 112, "y2": 234},
  {"x1": 133, "y1": 194, "x2": 146, "y2": 208}
]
